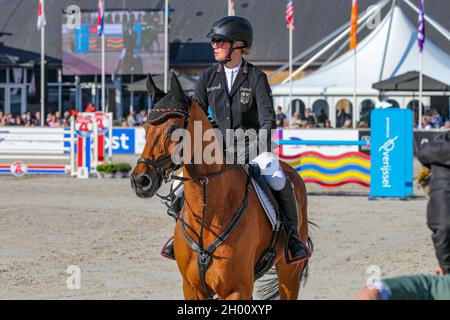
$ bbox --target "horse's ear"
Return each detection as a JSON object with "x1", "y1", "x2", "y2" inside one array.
[
  {"x1": 146, "y1": 73, "x2": 165, "y2": 103},
  {"x1": 170, "y1": 73, "x2": 189, "y2": 106}
]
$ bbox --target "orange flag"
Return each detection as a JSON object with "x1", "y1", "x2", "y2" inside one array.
[{"x1": 349, "y1": 0, "x2": 358, "y2": 50}]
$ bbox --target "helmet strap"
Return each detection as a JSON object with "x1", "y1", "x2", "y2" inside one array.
[{"x1": 220, "y1": 44, "x2": 246, "y2": 65}]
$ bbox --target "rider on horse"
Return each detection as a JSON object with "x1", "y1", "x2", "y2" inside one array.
[{"x1": 161, "y1": 16, "x2": 310, "y2": 264}]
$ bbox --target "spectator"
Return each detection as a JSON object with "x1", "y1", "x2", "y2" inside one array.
[
  {"x1": 121, "y1": 118, "x2": 129, "y2": 127},
  {"x1": 0, "y1": 111, "x2": 4, "y2": 126},
  {"x1": 443, "y1": 121, "x2": 450, "y2": 130},
  {"x1": 127, "y1": 111, "x2": 137, "y2": 127},
  {"x1": 324, "y1": 120, "x2": 333, "y2": 128},
  {"x1": 336, "y1": 108, "x2": 351, "y2": 128},
  {"x1": 290, "y1": 113, "x2": 302, "y2": 128},
  {"x1": 356, "y1": 274, "x2": 450, "y2": 300},
  {"x1": 85, "y1": 102, "x2": 96, "y2": 113},
  {"x1": 422, "y1": 116, "x2": 434, "y2": 130},
  {"x1": 63, "y1": 111, "x2": 71, "y2": 120},
  {"x1": 70, "y1": 109, "x2": 79, "y2": 118},
  {"x1": 14, "y1": 116, "x2": 22, "y2": 126},
  {"x1": 343, "y1": 119, "x2": 352, "y2": 128},
  {"x1": 357, "y1": 121, "x2": 369, "y2": 128},
  {"x1": 417, "y1": 130, "x2": 450, "y2": 275},
  {"x1": 275, "y1": 106, "x2": 287, "y2": 128},
  {"x1": 55, "y1": 111, "x2": 62, "y2": 122},
  {"x1": 34, "y1": 111, "x2": 41, "y2": 126},
  {"x1": 430, "y1": 109, "x2": 444, "y2": 128},
  {"x1": 317, "y1": 109, "x2": 328, "y2": 127},
  {"x1": 61, "y1": 118, "x2": 69, "y2": 127},
  {"x1": 441, "y1": 109, "x2": 449, "y2": 122},
  {"x1": 135, "y1": 109, "x2": 147, "y2": 125},
  {"x1": 47, "y1": 114, "x2": 59, "y2": 127},
  {"x1": 304, "y1": 108, "x2": 317, "y2": 127}
]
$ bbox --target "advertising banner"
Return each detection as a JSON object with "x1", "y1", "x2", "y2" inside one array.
[
  {"x1": 280, "y1": 129, "x2": 360, "y2": 156},
  {"x1": 370, "y1": 109, "x2": 413, "y2": 199}
]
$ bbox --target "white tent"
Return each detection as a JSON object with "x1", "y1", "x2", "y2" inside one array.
[{"x1": 272, "y1": 4, "x2": 450, "y2": 126}]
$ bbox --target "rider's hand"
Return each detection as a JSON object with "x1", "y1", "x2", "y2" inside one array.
[{"x1": 434, "y1": 266, "x2": 443, "y2": 276}]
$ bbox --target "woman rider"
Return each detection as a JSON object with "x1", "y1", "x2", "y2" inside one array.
[{"x1": 161, "y1": 16, "x2": 310, "y2": 264}]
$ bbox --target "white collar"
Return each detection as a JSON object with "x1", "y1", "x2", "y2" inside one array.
[{"x1": 224, "y1": 59, "x2": 242, "y2": 73}]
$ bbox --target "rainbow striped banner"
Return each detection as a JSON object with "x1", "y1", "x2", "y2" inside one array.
[
  {"x1": 277, "y1": 150, "x2": 370, "y2": 188},
  {"x1": 274, "y1": 129, "x2": 371, "y2": 188}
]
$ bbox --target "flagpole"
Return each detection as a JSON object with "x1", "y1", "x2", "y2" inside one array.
[
  {"x1": 419, "y1": 50, "x2": 423, "y2": 128},
  {"x1": 101, "y1": 29, "x2": 106, "y2": 113},
  {"x1": 164, "y1": 0, "x2": 169, "y2": 92},
  {"x1": 228, "y1": 0, "x2": 234, "y2": 16},
  {"x1": 353, "y1": 48, "x2": 357, "y2": 128},
  {"x1": 288, "y1": 23, "x2": 293, "y2": 128},
  {"x1": 418, "y1": 0, "x2": 425, "y2": 129},
  {"x1": 40, "y1": 21, "x2": 45, "y2": 127}
]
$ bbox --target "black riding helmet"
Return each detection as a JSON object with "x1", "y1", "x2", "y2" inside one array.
[
  {"x1": 207, "y1": 16, "x2": 253, "y2": 62},
  {"x1": 207, "y1": 16, "x2": 253, "y2": 47}
]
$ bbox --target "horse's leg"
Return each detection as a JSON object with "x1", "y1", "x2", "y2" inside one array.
[
  {"x1": 221, "y1": 287, "x2": 253, "y2": 300},
  {"x1": 183, "y1": 280, "x2": 209, "y2": 300},
  {"x1": 275, "y1": 259, "x2": 304, "y2": 300}
]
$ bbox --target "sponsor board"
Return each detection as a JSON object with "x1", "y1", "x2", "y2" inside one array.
[
  {"x1": 370, "y1": 109, "x2": 413, "y2": 199},
  {"x1": 281, "y1": 129, "x2": 360, "y2": 156}
]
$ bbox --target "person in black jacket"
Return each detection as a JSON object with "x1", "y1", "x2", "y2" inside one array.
[
  {"x1": 161, "y1": 16, "x2": 310, "y2": 264},
  {"x1": 417, "y1": 131, "x2": 450, "y2": 274}
]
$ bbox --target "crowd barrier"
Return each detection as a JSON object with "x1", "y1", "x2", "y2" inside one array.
[{"x1": 0, "y1": 112, "x2": 112, "y2": 178}]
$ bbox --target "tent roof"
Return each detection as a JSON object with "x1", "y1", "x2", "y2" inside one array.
[
  {"x1": 373, "y1": 71, "x2": 450, "y2": 91},
  {"x1": 273, "y1": 5, "x2": 450, "y2": 96}
]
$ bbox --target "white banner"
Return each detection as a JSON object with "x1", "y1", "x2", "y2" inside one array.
[
  {"x1": 281, "y1": 129, "x2": 360, "y2": 156},
  {"x1": 0, "y1": 128, "x2": 68, "y2": 154}
]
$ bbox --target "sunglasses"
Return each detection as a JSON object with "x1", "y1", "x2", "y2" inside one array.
[{"x1": 211, "y1": 38, "x2": 231, "y2": 49}]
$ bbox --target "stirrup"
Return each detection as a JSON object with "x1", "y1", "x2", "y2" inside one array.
[
  {"x1": 285, "y1": 230, "x2": 311, "y2": 265},
  {"x1": 160, "y1": 237, "x2": 176, "y2": 260}
]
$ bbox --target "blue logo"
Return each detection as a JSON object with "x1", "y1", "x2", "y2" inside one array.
[{"x1": 105, "y1": 128, "x2": 135, "y2": 154}]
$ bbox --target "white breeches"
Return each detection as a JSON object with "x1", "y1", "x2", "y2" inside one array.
[{"x1": 250, "y1": 152, "x2": 287, "y2": 191}]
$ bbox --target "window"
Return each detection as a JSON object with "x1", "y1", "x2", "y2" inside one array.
[
  {"x1": 335, "y1": 99, "x2": 353, "y2": 128},
  {"x1": 291, "y1": 99, "x2": 305, "y2": 118},
  {"x1": 312, "y1": 100, "x2": 329, "y2": 126},
  {"x1": 359, "y1": 99, "x2": 375, "y2": 128}
]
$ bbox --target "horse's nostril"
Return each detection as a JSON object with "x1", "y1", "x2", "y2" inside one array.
[{"x1": 138, "y1": 175, "x2": 152, "y2": 189}]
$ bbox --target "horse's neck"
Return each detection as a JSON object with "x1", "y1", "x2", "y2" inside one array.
[
  {"x1": 185, "y1": 103, "x2": 223, "y2": 177},
  {"x1": 182, "y1": 103, "x2": 241, "y2": 226}
]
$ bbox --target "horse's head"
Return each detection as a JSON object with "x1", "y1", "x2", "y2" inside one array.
[{"x1": 131, "y1": 73, "x2": 190, "y2": 198}]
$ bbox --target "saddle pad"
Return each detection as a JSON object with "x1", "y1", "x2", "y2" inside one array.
[{"x1": 251, "y1": 178, "x2": 278, "y2": 231}]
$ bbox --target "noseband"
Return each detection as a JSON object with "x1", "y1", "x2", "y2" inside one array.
[{"x1": 137, "y1": 107, "x2": 190, "y2": 183}]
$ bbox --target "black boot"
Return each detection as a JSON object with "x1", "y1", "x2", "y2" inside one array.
[
  {"x1": 273, "y1": 181, "x2": 311, "y2": 264},
  {"x1": 161, "y1": 191, "x2": 184, "y2": 260}
]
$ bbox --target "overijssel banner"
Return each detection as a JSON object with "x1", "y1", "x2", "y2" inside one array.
[{"x1": 370, "y1": 109, "x2": 414, "y2": 199}]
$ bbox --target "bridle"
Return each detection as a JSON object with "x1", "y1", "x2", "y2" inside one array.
[{"x1": 136, "y1": 107, "x2": 190, "y2": 183}]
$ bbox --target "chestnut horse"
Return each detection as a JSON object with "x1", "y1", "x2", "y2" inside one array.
[{"x1": 131, "y1": 74, "x2": 312, "y2": 300}]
